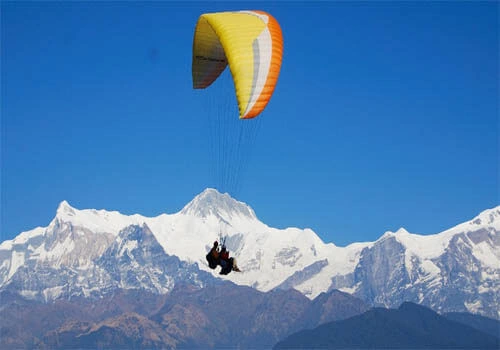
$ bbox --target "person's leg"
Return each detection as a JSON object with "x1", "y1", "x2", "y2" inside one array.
[{"x1": 232, "y1": 258, "x2": 241, "y2": 272}]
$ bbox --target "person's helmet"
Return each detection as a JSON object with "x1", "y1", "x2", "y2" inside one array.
[{"x1": 214, "y1": 241, "x2": 218, "y2": 246}]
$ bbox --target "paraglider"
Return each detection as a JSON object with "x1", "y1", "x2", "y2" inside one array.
[
  {"x1": 194, "y1": 10, "x2": 283, "y2": 274},
  {"x1": 206, "y1": 239, "x2": 241, "y2": 275}
]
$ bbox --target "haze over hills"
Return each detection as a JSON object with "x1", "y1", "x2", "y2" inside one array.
[{"x1": 0, "y1": 188, "x2": 499, "y2": 319}]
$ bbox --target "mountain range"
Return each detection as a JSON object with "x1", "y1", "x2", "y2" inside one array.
[
  {"x1": 1, "y1": 284, "x2": 370, "y2": 348},
  {"x1": 1, "y1": 188, "x2": 499, "y2": 322},
  {"x1": 2, "y1": 286, "x2": 498, "y2": 349}
]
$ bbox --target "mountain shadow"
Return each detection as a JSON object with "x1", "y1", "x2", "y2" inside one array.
[{"x1": 274, "y1": 302, "x2": 500, "y2": 349}]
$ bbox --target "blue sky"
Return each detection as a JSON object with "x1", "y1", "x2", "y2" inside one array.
[{"x1": 1, "y1": 1, "x2": 498, "y2": 246}]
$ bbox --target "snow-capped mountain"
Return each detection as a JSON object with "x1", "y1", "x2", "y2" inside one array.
[{"x1": 1, "y1": 189, "x2": 499, "y2": 319}]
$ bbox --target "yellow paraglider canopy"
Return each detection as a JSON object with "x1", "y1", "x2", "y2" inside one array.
[{"x1": 192, "y1": 10, "x2": 283, "y2": 119}]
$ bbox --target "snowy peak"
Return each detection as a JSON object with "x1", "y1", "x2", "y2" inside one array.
[
  {"x1": 180, "y1": 188, "x2": 257, "y2": 220},
  {"x1": 381, "y1": 227, "x2": 410, "y2": 239},
  {"x1": 375, "y1": 207, "x2": 500, "y2": 260},
  {"x1": 56, "y1": 200, "x2": 77, "y2": 217},
  {"x1": 106, "y1": 224, "x2": 164, "y2": 263},
  {"x1": 51, "y1": 201, "x2": 147, "y2": 236},
  {"x1": 395, "y1": 227, "x2": 410, "y2": 235},
  {"x1": 111, "y1": 224, "x2": 163, "y2": 259},
  {"x1": 97, "y1": 224, "x2": 215, "y2": 295},
  {"x1": 468, "y1": 207, "x2": 500, "y2": 229}
]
